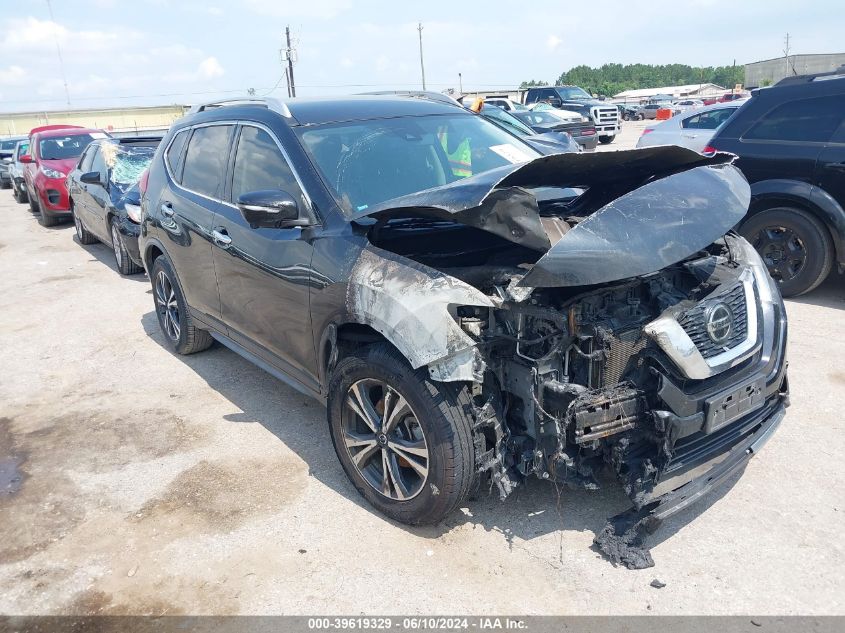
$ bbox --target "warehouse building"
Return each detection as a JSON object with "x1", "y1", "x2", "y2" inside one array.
[
  {"x1": 745, "y1": 53, "x2": 845, "y2": 87},
  {"x1": 0, "y1": 104, "x2": 189, "y2": 138}
]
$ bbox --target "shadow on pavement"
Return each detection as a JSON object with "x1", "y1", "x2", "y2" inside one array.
[
  {"x1": 140, "y1": 310, "x2": 743, "y2": 566},
  {"x1": 785, "y1": 274, "x2": 845, "y2": 310}
]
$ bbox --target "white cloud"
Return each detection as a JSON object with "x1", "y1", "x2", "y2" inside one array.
[
  {"x1": 340, "y1": 57, "x2": 353, "y2": 68},
  {"x1": 207, "y1": 6, "x2": 224, "y2": 16},
  {"x1": 198, "y1": 56, "x2": 225, "y2": 79},
  {"x1": 241, "y1": 0, "x2": 351, "y2": 18},
  {"x1": 0, "y1": 65, "x2": 26, "y2": 85},
  {"x1": 546, "y1": 35, "x2": 562, "y2": 51}
]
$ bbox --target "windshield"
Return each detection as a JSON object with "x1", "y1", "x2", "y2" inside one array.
[
  {"x1": 100, "y1": 143, "x2": 156, "y2": 187},
  {"x1": 16, "y1": 142, "x2": 29, "y2": 159},
  {"x1": 297, "y1": 113, "x2": 540, "y2": 214},
  {"x1": 0, "y1": 140, "x2": 18, "y2": 151},
  {"x1": 39, "y1": 134, "x2": 97, "y2": 160},
  {"x1": 555, "y1": 87, "x2": 591, "y2": 100},
  {"x1": 515, "y1": 111, "x2": 566, "y2": 126}
]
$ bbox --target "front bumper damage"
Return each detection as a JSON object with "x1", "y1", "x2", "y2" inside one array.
[{"x1": 344, "y1": 148, "x2": 789, "y2": 567}]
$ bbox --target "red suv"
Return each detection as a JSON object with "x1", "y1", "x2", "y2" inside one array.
[{"x1": 22, "y1": 125, "x2": 108, "y2": 226}]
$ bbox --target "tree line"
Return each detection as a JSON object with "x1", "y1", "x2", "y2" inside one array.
[{"x1": 520, "y1": 63, "x2": 744, "y2": 96}]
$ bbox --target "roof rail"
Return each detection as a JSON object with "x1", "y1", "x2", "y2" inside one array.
[
  {"x1": 357, "y1": 90, "x2": 463, "y2": 107},
  {"x1": 187, "y1": 97, "x2": 292, "y2": 118},
  {"x1": 774, "y1": 66, "x2": 845, "y2": 86}
]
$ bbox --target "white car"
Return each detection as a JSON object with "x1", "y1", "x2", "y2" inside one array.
[{"x1": 636, "y1": 102, "x2": 743, "y2": 154}]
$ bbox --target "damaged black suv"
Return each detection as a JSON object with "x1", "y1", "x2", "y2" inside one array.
[{"x1": 139, "y1": 96, "x2": 789, "y2": 560}]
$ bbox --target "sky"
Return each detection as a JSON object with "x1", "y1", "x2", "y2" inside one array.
[{"x1": 0, "y1": 0, "x2": 841, "y2": 112}]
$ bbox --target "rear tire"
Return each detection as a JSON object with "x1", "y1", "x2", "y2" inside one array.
[
  {"x1": 599, "y1": 135, "x2": 614, "y2": 144},
  {"x1": 150, "y1": 255, "x2": 213, "y2": 355},
  {"x1": 327, "y1": 343, "x2": 475, "y2": 525},
  {"x1": 72, "y1": 205, "x2": 97, "y2": 245},
  {"x1": 111, "y1": 219, "x2": 143, "y2": 275},
  {"x1": 740, "y1": 206, "x2": 833, "y2": 297},
  {"x1": 28, "y1": 187, "x2": 40, "y2": 214}
]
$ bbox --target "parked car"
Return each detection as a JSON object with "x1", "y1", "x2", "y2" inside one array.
[
  {"x1": 718, "y1": 92, "x2": 750, "y2": 103},
  {"x1": 619, "y1": 104, "x2": 641, "y2": 121},
  {"x1": 476, "y1": 103, "x2": 581, "y2": 154},
  {"x1": 709, "y1": 71, "x2": 845, "y2": 296},
  {"x1": 522, "y1": 85, "x2": 621, "y2": 144},
  {"x1": 0, "y1": 136, "x2": 27, "y2": 190},
  {"x1": 68, "y1": 137, "x2": 160, "y2": 275},
  {"x1": 483, "y1": 97, "x2": 527, "y2": 112},
  {"x1": 22, "y1": 125, "x2": 108, "y2": 226},
  {"x1": 636, "y1": 104, "x2": 663, "y2": 120},
  {"x1": 7, "y1": 140, "x2": 30, "y2": 202},
  {"x1": 636, "y1": 102, "x2": 742, "y2": 153},
  {"x1": 138, "y1": 97, "x2": 787, "y2": 568},
  {"x1": 671, "y1": 99, "x2": 705, "y2": 114},
  {"x1": 511, "y1": 109, "x2": 599, "y2": 150}
]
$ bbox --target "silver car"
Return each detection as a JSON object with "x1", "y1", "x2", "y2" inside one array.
[{"x1": 636, "y1": 102, "x2": 742, "y2": 153}]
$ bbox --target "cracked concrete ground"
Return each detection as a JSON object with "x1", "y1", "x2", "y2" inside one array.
[{"x1": 1, "y1": 123, "x2": 844, "y2": 615}]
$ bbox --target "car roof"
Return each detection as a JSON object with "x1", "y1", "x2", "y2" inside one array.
[
  {"x1": 34, "y1": 127, "x2": 105, "y2": 139},
  {"x1": 183, "y1": 95, "x2": 467, "y2": 128}
]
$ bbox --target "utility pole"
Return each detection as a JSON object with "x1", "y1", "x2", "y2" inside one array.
[
  {"x1": 458, "y1": 72, "x2": 463, "y2": 94},
  {"x1": 286, "y1": 26, "x2": 296, "y2": 97},
  {"x1": 783, "y1": 33, "x2": 791, "y2": 78},
  {"x1": 417, "y1": 23, "x2": 426, "y2": 90}
]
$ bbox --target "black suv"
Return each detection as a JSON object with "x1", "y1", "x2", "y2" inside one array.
[
  {"x1": 709, "y1": 71, "x2": 845, "y2": 296},
  {"x1": 139, "y1": 97, "x2": 788, "y2": 566}
]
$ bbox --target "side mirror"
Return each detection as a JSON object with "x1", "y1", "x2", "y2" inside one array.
[
  {"x1": 549, "y1": 98, "x2": 562, "y2": 108},
  {"x1": 80, "y1": 171, "x2": 104, "y2": 185},
  {"x1": 2, "y1": 157, "x2": 11, "y2": 164},
  {"x1": 19, "y1": 154, "x2": 32, "y2": 164},
  {"x1": 236, "y1": 190, "x2": 308, "y2": 229}
]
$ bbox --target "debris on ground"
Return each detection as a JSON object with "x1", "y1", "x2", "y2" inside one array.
[
  {"x1": 594, "y1": 505, "x2": 662, "y2": 569},
  {"x1": 650, "y1": 578, "x2": 666, "y2": 588}
]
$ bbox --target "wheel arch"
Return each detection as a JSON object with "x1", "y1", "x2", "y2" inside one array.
[
  {"x1": 747, "y1": 179, "x2": 844, "y2": 265},
  {"x1": 318, "y1": 320, "x2": 393, "y2": 393},
  {"x1": 142, "y1": 237, "x2": 167, "y2": 274}
]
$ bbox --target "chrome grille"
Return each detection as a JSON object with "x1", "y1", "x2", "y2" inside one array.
[
  {"x1": 678, "y1": 284, "x2": 748, "y2": 359},
  {"x1": 591, "y1": 106, "x2": 620, "y2": 125}
]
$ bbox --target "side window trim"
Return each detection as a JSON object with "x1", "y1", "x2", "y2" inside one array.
[{"x1": 164, "y1": 127, "x2": 190, "y2": 184}]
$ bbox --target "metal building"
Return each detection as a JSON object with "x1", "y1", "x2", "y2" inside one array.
[
  {"x1": 745, "y1": 53, "x2": 845, "y2": 88},
  {"x1": 0, "y1": 104, "x2": 190, "y2": 138}
]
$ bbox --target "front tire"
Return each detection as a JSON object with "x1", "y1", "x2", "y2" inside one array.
[
  {"x1": 328, "y1": 344, "x2": 475, "y2": 525},
  {"x1": 150, "y1": 255, "x2": 213, "y2": 354},
  {"x1": 740, "y1": 206, "x2": 833, "y2": 297},
  {"x1": 111, "y1": 220, "x2": 143, "y2": 275},
  {"x1": 38, "y1": 205, "x2": 58, "y2": 227}
]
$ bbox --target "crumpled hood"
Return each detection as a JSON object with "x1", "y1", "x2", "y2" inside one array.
[{"x1": 353, "y1": 146, "x2": 751, "y2": 287}]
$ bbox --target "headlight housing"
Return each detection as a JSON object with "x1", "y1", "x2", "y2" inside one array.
[
  {"x1": 40, "y1": 166, "x2": 65, "y2": 179},
  {"x1": 124, "y1": 203, "x2": 142, "y2": 223}
]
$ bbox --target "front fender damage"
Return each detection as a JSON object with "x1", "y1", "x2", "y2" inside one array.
[{"x1": 346, "y1": 245, "x2": 494, "y2": 382}]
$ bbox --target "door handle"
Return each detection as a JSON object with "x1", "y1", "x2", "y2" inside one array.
[
  {"x1": 212, "y1": 228, "x2": 232, "y2": 248},
  {"x1": 160, "y1": 202, "x2": 175, "y2": 217}
]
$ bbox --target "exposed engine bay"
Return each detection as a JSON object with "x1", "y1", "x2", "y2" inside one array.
[{"x1": 344, "y1": 148, "x2": 789, "y2": 568}]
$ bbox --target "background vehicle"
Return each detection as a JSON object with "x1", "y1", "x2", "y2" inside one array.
[
  {"x1": 23, "y1": 125, "x2": 107, "y2": 226},
  {"x1": 522, "y1": 85, "x2": 621, "y2": 144},
  {"x1": 0, "y1": 136, "x2": 27, "y2": 189},
  {"x1": 719, "y1": 92, "x2": 750, "y2": 103},
  {"x1": 476, "y1": 103, "x2": 581, "y2": 153},
  {"x1": 483, "y1": 97, "x2": 527, "y2": 111},
  {"x1": 68, "y1": 137, "x2": 160, "y2": 275},
  {"x1": 511, "y1": 109, "x2": 598, "y2": 150},
  {"x1": 636, "y1": 104, "x2": 663, "y2": 120},
  {"x1": 636, "y1": 102, "x2": 742, "y2": 153},
  {"x1": 671, "y1": 99, "x2": 705, "y2": 114},
  {"x1": 8, "y1": 140, "x2": 30, "y2": 203},
  {"x1": 709, "y1": 71, "x2": 845, "y2": 296},
  {"x1": 139, "y1": 97, "x2": 787, "y2": 554}
]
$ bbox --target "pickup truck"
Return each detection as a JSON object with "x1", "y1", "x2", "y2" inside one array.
[{"x1": 522, "y1": 85, "x2": 622, "y2": 144}]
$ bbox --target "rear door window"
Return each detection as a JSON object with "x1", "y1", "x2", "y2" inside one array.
[
  {"x1": 683, "y1": 108, "x2": 735, "y2": 130},
  {"x1": 744, "y1": 95, "x2": 845, "y2": 143},
  {"x1": 180, "y1": 125, "x2": 233, "y2": 198},
  {"x1": 79, "y1": 146, "x2": 96, "y2": 172}
]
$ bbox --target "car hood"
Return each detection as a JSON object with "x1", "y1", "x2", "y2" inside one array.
[
  {"x1": 39, "y1": 157, "x2": 79, "y2": 175},
  {"x1": 352, "y1": 146, "x2": 750, "y2": 288}
]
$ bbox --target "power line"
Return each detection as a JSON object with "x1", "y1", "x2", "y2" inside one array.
[{"x1": 45, "y1": 0, "x2": 71, "y2": 106}]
